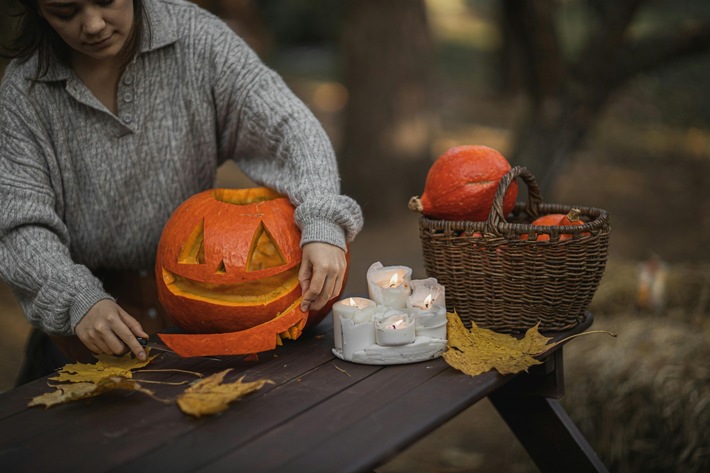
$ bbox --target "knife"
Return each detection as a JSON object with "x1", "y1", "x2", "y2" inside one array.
[
  {"x1": 137, "y1": 337, "x2": 222, "y2": 361},
  {"x1": 137, "y1": 336, "x2": 174, "y2": 354}
]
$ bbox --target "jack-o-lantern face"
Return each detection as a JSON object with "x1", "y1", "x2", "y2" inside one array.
[{"x1": 155, "y1": 188, "x2": 304, "y2": 334}]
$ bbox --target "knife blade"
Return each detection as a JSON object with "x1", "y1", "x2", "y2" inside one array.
[{"x1": 137, "y1": 337, "x2": 222, "y2": 361}]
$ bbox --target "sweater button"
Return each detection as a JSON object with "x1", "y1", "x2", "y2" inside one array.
[
  {"x1": 123, "y1": 92, "x2": 133, "y2": 103},
  {"x1": 122, "y1": 113, "x2": 133, "y2": 123},
  {"x1": 123, "y1": 75, "x2": 133, "y2": 85}
]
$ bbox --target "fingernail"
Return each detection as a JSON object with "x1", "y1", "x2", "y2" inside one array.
[
  {"x1": 301, "y1": 302, "x2": 310, "y2": 311},
  {"x1": 138, "y1": 351, "x2": 146, "y2": 360}
]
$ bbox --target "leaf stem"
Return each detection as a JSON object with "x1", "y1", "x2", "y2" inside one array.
[
  {"x1": 536, "y1": 330, "x2": 617, "y2": 356},
  {"x1": 137, "y1": 369, "x2": 204, "y2": 377}
]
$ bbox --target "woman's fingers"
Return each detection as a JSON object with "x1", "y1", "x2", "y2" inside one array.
[
  {"x1": 299, "y1": 242, "x2": 347, "y2": 311},
  {"x1": 76, "y1": 299, "x2": 147, "y2": 360}
]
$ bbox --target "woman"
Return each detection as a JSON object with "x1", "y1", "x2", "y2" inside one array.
[{"x1": 0, "y1": 0, "x2": 363, "y2": 374}]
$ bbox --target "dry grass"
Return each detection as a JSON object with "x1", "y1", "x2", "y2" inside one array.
[
  {"x1": 561, "y1": 258, "x2": 710, "y2": 473},
  {"x1": 563, "y1": 311, "x2": 710, "y2": 473}
]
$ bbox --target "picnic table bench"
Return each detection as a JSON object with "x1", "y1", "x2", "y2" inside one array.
[{"x1": 0, "y1": 312, "x2": 608, "y2": 473}]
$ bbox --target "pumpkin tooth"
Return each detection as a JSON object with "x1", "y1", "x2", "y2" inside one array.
[
  {"x1": 275, "y1": 334, "x2": 283, "y2": 346},
  {"x1": 296, "y1": 319, "x2": 306, "y2": 330},
  {"x1": 289, "y1": 326, "x2": 300, "y2": 339},
  {"x1": 279, "y1": 330, "x2": 291, "y2": 340}
]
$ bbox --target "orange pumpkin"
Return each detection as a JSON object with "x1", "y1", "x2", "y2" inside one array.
[
  {"x1": 521, "y1": 208, "x2": 590, "y2": 241},
  {"x1": 155, "y1": 187, "x2": 343, "y2": 339},
  {"x1": 409, "y1": 145, "x2": 518, "y2": 222}
]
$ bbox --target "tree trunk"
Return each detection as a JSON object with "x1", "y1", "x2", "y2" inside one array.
[
  {"x1": 500, "y1": 0, "x2": 710, "y2": 196},
  {"x1": 340, "y1": 0, "x2": 434, "y2": 222}
]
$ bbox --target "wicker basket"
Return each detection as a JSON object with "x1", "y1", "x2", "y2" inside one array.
[{"x1": 417, "y1": 166, "x2": 610, "y2": 333}]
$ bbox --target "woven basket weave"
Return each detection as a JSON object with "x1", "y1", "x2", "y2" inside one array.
[{"x1": 417, "y1": 166, "x2": 610, "y2": 333}]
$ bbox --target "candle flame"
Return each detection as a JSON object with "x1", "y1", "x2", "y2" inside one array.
[
  {"x1": 389, "y1": 273, "x2": 399, "y2": 288},
  {"x1": 347, "y1": 297, "x2": 357, "y2": 307},
  {"x1": 391, "y1": 319, "x2": 404, "y2": 330},
  {"x1": 424, "y1": 293, "x2": 433, "y2": 309}
]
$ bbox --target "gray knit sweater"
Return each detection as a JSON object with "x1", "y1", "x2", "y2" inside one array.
[{"x1": 0, "y1": 0, "x2": 363, "y2": 335}]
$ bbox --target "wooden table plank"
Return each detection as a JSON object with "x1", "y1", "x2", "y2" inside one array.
[
  {"x1": 0, "y1": 355, "x2": 219, "y2": 446},
  {"x1": 111, "y1": 354, "x2": 381, "y2": 472},
  {"x1": 0, "y1": 325, "x2": 340, "y2": 472},
  {"x1": 287, "y1": 369, "x2": 510, "y2": 473},
  {"x1": 210, "y1": 315, "x2": 595, "y2": 473},
  {"x1": 197, "y1": 359, "x2": 453, "y2": 472},
  {"x1": 0, "y1": 313, "x2": 600, "y2": 473}
]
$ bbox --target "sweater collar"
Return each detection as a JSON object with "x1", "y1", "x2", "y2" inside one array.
[{"x1": 27, "y1": 0, "x2": 178, "y2": 82}]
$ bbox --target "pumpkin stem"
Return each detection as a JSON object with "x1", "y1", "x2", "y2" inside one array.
[
  {"x1": 408, "y1": 196, "x2": 424, "y2": 213},
  {"x1": 566, "y1": 208, "x2": 582, "y2": 223}
]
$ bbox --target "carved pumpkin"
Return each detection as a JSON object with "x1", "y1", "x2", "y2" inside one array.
[
  {"x1": 408, "y1": 145, "x2": 518, "y2": 222},
  {"x1": 155, "y1": 187, "x2": 343, "y2": 347}
]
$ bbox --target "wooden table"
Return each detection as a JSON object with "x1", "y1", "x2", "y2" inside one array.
[{"x1": 0, "y1": 313, "x2": 608, "y2": 473}]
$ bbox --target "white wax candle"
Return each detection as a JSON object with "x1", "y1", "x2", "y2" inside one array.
[
  {"x1": 341, "y1": 318, "x2": 376, "y2": 360},
  {"x1": 406, "y1": 278, "x2": 447, "y2": 340},
  {"x1": 332, "y1": 297, "x2": 376, "y2": 351},
  {"x1": 366, "y1": 262, "x2": 412, "y2": 309},
  {"x1": 375, "y1": 313, "x2": 415, "y2": 346},
  {"x1": 407, "y1": 278, "x2": 446, "y2": 310},
  {"x1": 410, "y1": 305, "x2": 447, "y2": 340},
  {"x1": 409, "y1": 303, "x2": 447, "y2": 328}
]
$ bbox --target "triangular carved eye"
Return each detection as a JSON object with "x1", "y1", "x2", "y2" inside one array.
[
  {"x1": 215, "y1": 260, "x2": 227, "y2": 274},
  {"x1": 178, "y1": 219, "x2": 205, "y2": 264},
  {"x1": 247, "y1": 222, "x2": 285, "y2": 271}
]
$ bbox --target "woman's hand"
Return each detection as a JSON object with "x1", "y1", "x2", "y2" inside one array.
[
  {"x1": 75, "y1": 299, "x2": 149, "y2": 360},
  {"x1": 299, "y1": 242, "x2": 347, "y2": 312}
]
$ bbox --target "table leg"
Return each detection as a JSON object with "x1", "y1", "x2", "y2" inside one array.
[{"x1": 489, "y1": 349, "x2": 609, "y2": 473}]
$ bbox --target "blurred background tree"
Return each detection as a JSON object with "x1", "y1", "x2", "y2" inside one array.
[
  {"x1": 499, "y1": 0, "x2": 710, "y2": 190},
  {"x1": 340, "y1": 0, "x2": 434, "y2": 221}
]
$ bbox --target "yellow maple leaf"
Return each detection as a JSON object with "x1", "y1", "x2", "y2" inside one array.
[
  {"x1": 49, "y1": 351, "x2": 157, "y2": 383},
  {"x1": 29, "y1": 376, "x2": 156, "y2": 408},
  {"x1": 443, "y1": 311, "x2": 616, "y2": 377},
  {"x1": 443, "y1": 311, "x2": 548, "y2": 376},
  {"x1": 177, "y1": 369, "x2": 272, "y2": 418}
]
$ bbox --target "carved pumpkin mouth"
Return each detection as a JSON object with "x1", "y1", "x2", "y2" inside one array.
[{"x1": 161, "y1": 266, "x2": 300, "y2": 306}]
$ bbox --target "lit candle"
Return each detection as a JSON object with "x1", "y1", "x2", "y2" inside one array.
[
  {"x1": 332, "y1": 297, "x2": 376, "y2": 352},
  {"x1": 407, "y1": 278, "x2": 445, "y2": 310},
  {"x1": 407, "y1": 278, "x2": 447, "y2": 340},
  {"x1": 375, "y1": 312, "x2": 415, "y2": 346},
  {"x1": 333, "y1": 297, "x2": 377, "y2": 359},
  {"x1": 366, "y1": 261, "x2": 412, "y2": 309}
]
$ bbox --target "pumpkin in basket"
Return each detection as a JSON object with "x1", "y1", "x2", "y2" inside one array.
[
  {"x1": 155, "y1": 187, "x2": 343, "y2": 341},
  {"x1": 409, "y1": 145, "x2": 518, "y2": 222},
  {"x1": 521, "y1": 208, "x2": 590, "y2": 241}
]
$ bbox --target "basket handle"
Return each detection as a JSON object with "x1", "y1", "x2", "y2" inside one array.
[{"x1": 486, "y1": 166, "x2": 544, "y2": 232}]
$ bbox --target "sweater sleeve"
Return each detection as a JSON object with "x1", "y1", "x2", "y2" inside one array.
[
  {"x1": 204, "y1": 18, "x2": 364, "y2": 250},
  {"x1": 0, "y1": 81, "x2": 112, "y2": 335}
]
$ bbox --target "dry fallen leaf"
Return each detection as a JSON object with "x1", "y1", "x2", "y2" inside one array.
[
  {"x1": 177, "y1": 369, "x2": 272, "y2": 418},
  {"x1": 443, "y1": 311, "x2": 616, "y2": 377},
  {"x1": 443, "y1": 311, "x2": 548, "y2": 376},
  {"x1": 50, "y1": 351, "x2": 157, "y2": 383},
  {"x1": 29, "y1": 376, "x2": 156, "y2": 408}
]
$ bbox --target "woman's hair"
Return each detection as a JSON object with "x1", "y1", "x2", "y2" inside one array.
[{"x1": 2, "y1": 0, "x2": 148, "y2": 81}]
